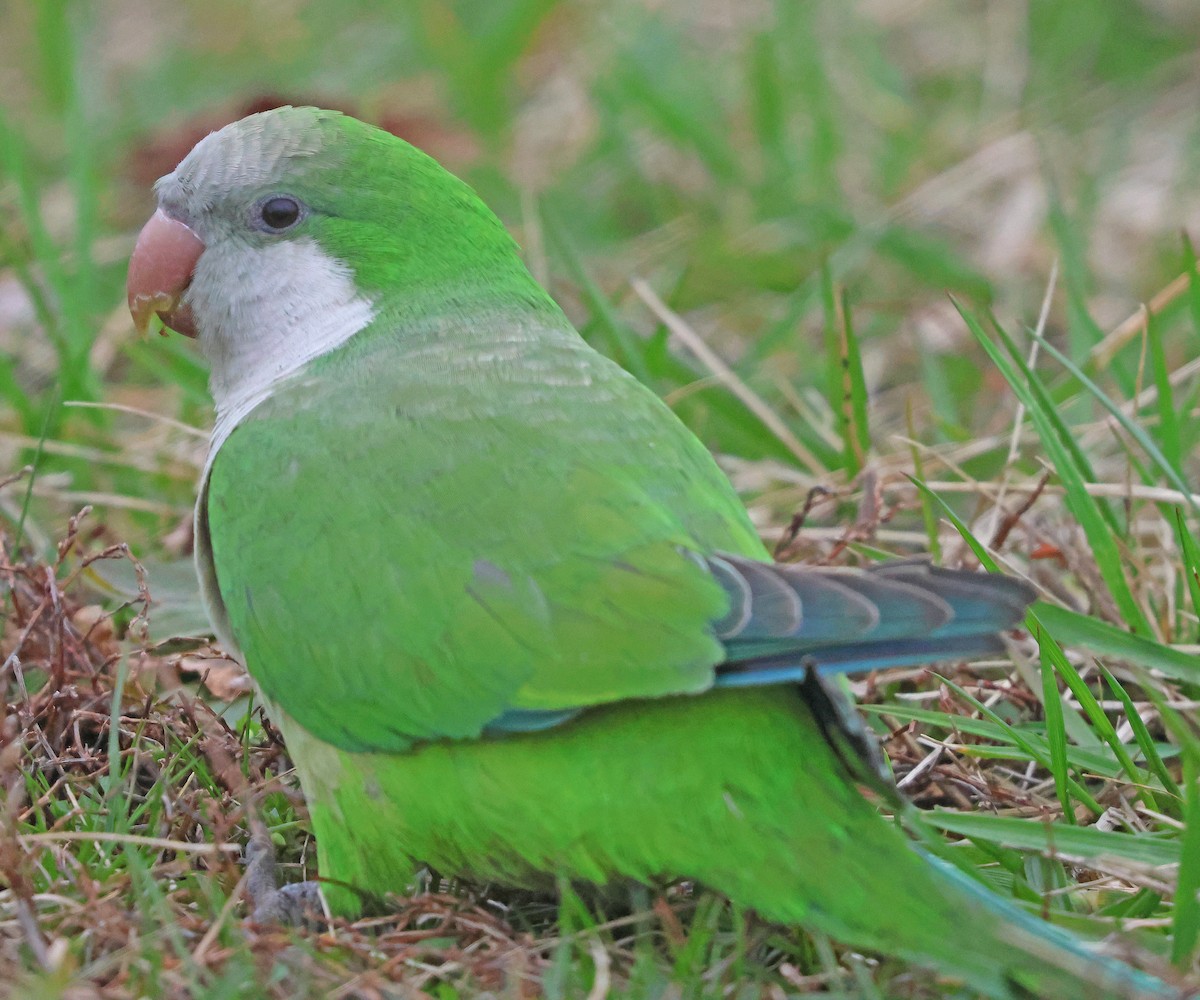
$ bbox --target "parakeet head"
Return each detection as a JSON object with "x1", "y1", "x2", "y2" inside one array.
[{"x1": 127, "y1": 106, "x2": 547, "y2": 423}]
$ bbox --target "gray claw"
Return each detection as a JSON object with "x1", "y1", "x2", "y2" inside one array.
[{"x1": 244, "y1": 829, "x2": 325, "y2": 927}]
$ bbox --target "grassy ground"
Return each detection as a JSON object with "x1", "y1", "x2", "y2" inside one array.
[{"x1": 3, "y1": 0, "x2": 1200, "y2": 996}]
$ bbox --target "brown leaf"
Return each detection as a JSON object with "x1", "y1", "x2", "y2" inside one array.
[{"x1": 176, "y1": 651, "x2": 251, "y2": 701}]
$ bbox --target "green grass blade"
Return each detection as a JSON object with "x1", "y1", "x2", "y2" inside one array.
[
  {"x1": 1174, "y1": 507, "x2": 1200, "y2": 643},
  {"x1": 1033, "y1": 332, "x2": 1198, "y2": 518},
  {"x1": 1033, "y1": 602, "x2": 1200, "y2": 683},
  {"x1": 1096, "y1": 663, "x2": 1181, "y2": 802},
  {"x1": 1171, "y1": 755, "x2": 1200, "y2": 967},
  {"x1": 906, "y1": 400, "x2": 942, "y2": 560},
  {"x1": 927, "y1": 811, "x2": 1181, "y2": 867},
  {"x1": 957, "y1": 303, "x2": 1152, "y2": 634},
  {"x1": 1033, "y1": 620, "x2": 1076, "y2": 821},
  {"x1": 1032, "y1": 613, "x2": 1154, "y2": 810},
  {"x1": 860, "y1": 702, "x2": 1171, "y2": 777},
  {"x1": 823, "y1": 274, "x2": 869, "y2": 475},
  {"x1": 839, "y1": 287, "x2": 870, "y2": 475},
  {"x1": 1145, "y1": 306, "x2": 1181, "y2": 473}
]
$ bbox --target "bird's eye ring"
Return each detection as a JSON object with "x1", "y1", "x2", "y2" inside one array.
[{"x1": 256, "y1": 195, "x2": 304, "y2": 233}]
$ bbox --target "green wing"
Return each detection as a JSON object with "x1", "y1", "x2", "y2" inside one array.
[{"x1": 201, "y1": 318, "x2": 766, "y2": 752}]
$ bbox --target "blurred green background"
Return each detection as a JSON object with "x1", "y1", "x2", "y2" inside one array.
[{"x1": 2, "y1": 0, "x2": 1199, "y2": 547}]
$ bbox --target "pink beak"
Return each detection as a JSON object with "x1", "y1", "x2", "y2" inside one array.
[{"x1": 126, "y1": 209, "x2": 206, "y2": 337}]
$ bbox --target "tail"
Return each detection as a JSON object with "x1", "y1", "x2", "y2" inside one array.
[
  {"x1": 912, "y1": 853, "x2": 1184, "y2": 1000},
  {"x1": 705, "y1": 560, "x2": 1186, "y2": 995},
  {"x1": 683, "y1": 684, "x2": 1185, "y2": 1000},
  {"x1": 707, "y1": 556, "x2": 1035, "y2": 686}
]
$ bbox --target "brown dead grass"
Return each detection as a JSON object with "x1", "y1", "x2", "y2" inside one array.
[
  {"x1": 0, "y1": 503, "x2": 568, "y2": 998},
  {"x1": 1, "y1": 484, "x2": 1188, "y2": 997}
]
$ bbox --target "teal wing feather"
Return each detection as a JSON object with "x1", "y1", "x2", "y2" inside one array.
[
  {"x1": 201, "y1": 317, "x2": 766, "y2": 753},
  {"x1": 708, "y1": 555, "x2": 1034, "y2": 685}
]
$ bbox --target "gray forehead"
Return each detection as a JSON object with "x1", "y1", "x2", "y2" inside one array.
[{"x1": 156, "y1": 107, "x2": 329, "y2": 209}]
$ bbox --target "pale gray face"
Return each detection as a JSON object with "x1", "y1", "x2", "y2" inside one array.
[
  {"x1": 155, "y1": 106, "x2": 333, "y2": 248},
  {"x1": 130, "y1": 107, "x2": 376, "y2": 452}
]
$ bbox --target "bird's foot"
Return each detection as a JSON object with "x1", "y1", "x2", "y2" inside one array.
[{"x1": 244, "y1": 828, "x2": 325, "y2": 927}]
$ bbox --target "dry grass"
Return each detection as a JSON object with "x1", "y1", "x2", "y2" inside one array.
[
  {"x1": 1, "y1": 476, "x2": 1192, "y2": 996},
  {"x1": 0, "y1": 507, "x2": 571, "y2": 998}
]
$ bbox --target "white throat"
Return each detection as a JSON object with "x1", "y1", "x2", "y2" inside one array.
[{"x1": 187, "y1": 236, "x2": 375, "y2": 461}]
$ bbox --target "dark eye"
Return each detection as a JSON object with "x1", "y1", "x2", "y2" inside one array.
[{"x1": 257, "y1": 195, "x2": 303, "y2": 232}]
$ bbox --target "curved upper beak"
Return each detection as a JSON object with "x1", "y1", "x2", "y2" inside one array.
[{"x1": 126, "y1": 209, "x2": 206, "y2": 338}]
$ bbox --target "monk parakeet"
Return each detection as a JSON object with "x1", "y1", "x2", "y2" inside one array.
[{"x1": 126, "y1": 107, "x2": 1178, "y2": 999}]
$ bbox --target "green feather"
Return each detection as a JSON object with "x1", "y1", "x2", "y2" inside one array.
[
  {"x1": 143, "y1": 108, "x2": 1181, "y2": 999},
  {"x1": 205, "y1": 306, "x2": 763, "y2": 750},
  {"x1": 288, "y1": 688, "x2": 1164, "y2": 999}
]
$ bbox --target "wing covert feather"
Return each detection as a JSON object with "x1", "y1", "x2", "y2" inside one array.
[{"x1": 201, "y1": 321, "x2": 766, "y2": 752}]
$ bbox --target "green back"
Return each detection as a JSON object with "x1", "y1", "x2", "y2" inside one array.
[{"x1": 202, "y1": 307, "x2": 766, "y2": 752}]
